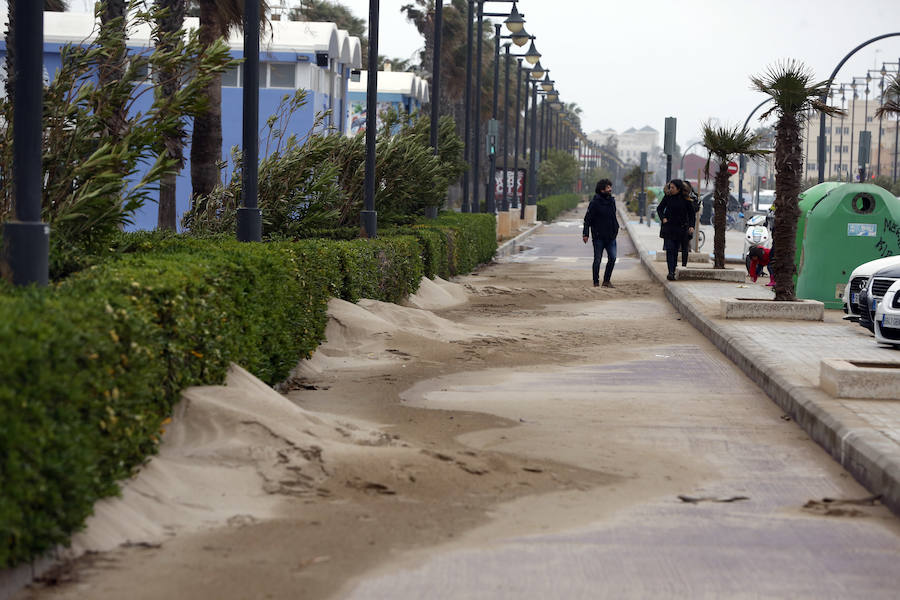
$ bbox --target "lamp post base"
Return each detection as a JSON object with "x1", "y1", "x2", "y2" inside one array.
[
  {"x1": 236, "y1": 208, "x2": 262, "y2": 242},
  {"x1": 2, "y1": 221, "x2": 49, "y2": 286},
  {"x1": 524, "y1": 204, "x2": 537, "y2": 225},
  {"x1": 361, "y1": 210, "x2": 377, "y2": 238},
  {"x1": 424, "y1": 206, "x2": 439, "y2": 219}
]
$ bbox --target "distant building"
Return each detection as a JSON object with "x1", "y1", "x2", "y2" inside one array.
[
  {"x1": 801, "y1": 97, "x2": 899, "y2": 182},
  {"x1": 618, "y1": 125, "x2": 660, "y2": 165},
  {"x1": 346, "y1": 70, "x2": 430, "y2": 136}
]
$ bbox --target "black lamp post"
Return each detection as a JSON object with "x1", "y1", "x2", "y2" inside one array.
[
  {"x1": 361, "y1": 0, "x2": 380, "y2": 237},
  {"x1": 501, "y1": 42, "x2": 512, "y2": 212},
  {"x1": 469, "y1": 0, "x2": 529, "y2": 214},
  {"x1": 512, "y1": 59, "x2": 524, "y2": 211},
  {"x1": 426, "y1": 0, "x2": 444, "y2": 218},
  {"x1": 816, "y1": 32, "x2": 900, "y2": 184},
  {"x1": 461, "y1": 0, "x2": 474, "y2": 212},
  {"x1": 738, "y1": 97, "x2": 771, "y2": 209},
  {"x1": 4, "y1": 0, "x2": 49, "y2": 286},
  {"x1": 237, "y1": 0, "x2": 262, "y2": 242}
]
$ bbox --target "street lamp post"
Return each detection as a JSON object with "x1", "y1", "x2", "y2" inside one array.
[
  {"x1": 237, "y1": 0, "x2": 262, "y2": 242},
  {"x1": 461, "y1": 0, "x2": 474, "y2": 212},
  {"x1": 513, "y1": 57, "x2": 524, "y2": 213},
  {"x1": 469, "y1": 0, "x2": 527, "y2": 214},
  {"x1": 501, "y1": 42, "x2": 511, "y2": 212},
  {"x1": 361, "y1": 0, "x2": 380, "y2": 237},
  {"x1": 737, "y1": 98, "x2": 770, "y2": 210},
  {"x1": 3, "y1": 0, "x2": 49, "y2": 286},
  {"x1": 816, "y1": 32, "x2": 900, "y2": 184}
]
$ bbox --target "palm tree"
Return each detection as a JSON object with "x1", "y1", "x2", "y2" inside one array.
[
  {"x1": 701, "y1": 122, "x2": 768, "y2": 269},
  {"x1": 155, "y1": 0, "x2": 187, "y2": 231},
  {"x1": 875, "y1": 74, "x2": 900, "y2": 119},
  {"x1": 751, "y1": 60, "x2": 844, "y2": 300},
  {"x1": 190, "y1": 0, "x2": 268, "y2": 204},
  {"x1": 99, "y1": 1, "x2": 128, "y2": 140}
]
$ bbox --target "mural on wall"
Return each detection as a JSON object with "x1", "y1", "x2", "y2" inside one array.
[{"x1": 348, "y1": 101, "x2": 395, "y2": 136}]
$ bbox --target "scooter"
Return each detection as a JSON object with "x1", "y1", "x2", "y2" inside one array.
[{"x1": 742, "y1": 214, "x2": 771, "y2": 277}]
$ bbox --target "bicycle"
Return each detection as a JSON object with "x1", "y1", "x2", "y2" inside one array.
[{"x1": 695, "y1": 229, "x2": 706, "y2": 250}]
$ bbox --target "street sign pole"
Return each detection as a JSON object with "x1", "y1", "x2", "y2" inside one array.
[{"x1": 664, "y1": 117, "x2": 676, "y2": 182}]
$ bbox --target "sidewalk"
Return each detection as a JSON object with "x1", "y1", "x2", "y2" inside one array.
[{"x1": 619, "y1": 203, "x2": 900, "y2": 514}]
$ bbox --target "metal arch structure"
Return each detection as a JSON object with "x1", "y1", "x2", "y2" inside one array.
[{"x1": 817, "y1": 32, "x2": 900, "y2": 183}]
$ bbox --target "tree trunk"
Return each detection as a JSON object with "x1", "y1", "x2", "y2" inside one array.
[
  {"x1": 156, "y1": 0, "x2": 186, "y2": 231},
  {"x1": 99, "y1": 0, "x2": 128, "y2": 140},
  {"x1": 771, "y1": 111, "x2": 802, "y2": 301},
  {"x1": 191, "y1": 0, "x2": 224, "y2": 204},
  {"x1": 712, "y1": 162, "x2": 730, "y2": 269}
]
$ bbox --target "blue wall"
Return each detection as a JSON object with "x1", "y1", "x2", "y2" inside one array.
[{"x1": 1, "y1": 41, "x2": 346, "y2": 231}]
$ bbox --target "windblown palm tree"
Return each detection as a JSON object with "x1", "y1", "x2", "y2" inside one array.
[
  {"x1": 155, "y1": 0, "x2": 187, "y2": 230},
  {"x1": 875, "y1": 74, "x2": 900, "y2": 119},
  {"x1": 190, "y1": 0, "x2": 268, "y2": 204},
  {"x1": 98, "y1": 1, "x2": 128, "y2": 140},
  {"x1": 701, "y1": 122, "x2": 768, "y2": 269},
  {"x1": 751, "y1": 60, "x2": 844, "y2": 300}
]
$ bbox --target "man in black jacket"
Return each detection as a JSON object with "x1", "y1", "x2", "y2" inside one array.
[{"x1": 582, "y1": 179, "x2": 620, "y2": 288}]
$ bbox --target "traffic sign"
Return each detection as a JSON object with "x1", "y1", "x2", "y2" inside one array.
[
  {"x1": 727, "y1": 161, "x2": 739, "y2": 175},
  {"x1": 761, "y1": 176, "x2": 767, "y2": 184}
]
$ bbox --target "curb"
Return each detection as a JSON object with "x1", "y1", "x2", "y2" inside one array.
[
  {"x1": 495, "y1": 222, "x2": 545, "y2": 259},
  {"x1": 618, "y1": 206, "x2": 900, "y2": 515}
]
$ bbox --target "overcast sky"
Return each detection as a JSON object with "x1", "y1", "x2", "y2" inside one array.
[{"x1": 21, "y1": 0, "x2": 900, "y2": 150}]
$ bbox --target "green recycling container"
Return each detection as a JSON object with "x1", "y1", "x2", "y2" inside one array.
[
  {"x1": 794, "y1": 182, "x2": 844, "y2": 273},
  {"x1": 796, "y1": 183, "x2": 900, "y2": 308}
]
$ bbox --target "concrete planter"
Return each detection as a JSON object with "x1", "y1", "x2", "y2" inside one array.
[
  {"x1": 654, "y1": 251, "x2": 711, "y2": 264},
  {"x1": 676, "y1": 267, "x2": 745, "y2": 282},
  {"x1": 720, "y1": 297, "x2": 825, "y2": 320},
  {"x1": 820, "y1": 358, "x2": 900, "y2": 399}
]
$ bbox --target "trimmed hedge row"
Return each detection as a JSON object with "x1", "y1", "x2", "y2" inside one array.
[
  {"x1": 536, "y1": 193, "x2": 582, "y2": 223},
  {"x1": 0, "y1": 212, "x2": 495, "y2": 568}
]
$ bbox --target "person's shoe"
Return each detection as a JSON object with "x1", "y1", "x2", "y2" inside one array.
[
  {"x1": 601, "y1": 281, "x2": 614, "y2": 288},
  {"x1": 766, "y1": 280, "x2": 775, "y2": 287},
  {"x1": 593, "y1": 281, "x2": 600, "y2": 287},
  {"x1": 666, "y1": 273, "x2": 676, "y2": 281}
]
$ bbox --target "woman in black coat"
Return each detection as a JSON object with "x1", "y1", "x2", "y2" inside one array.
[{"x1": 656, "y1": 179, "x2": 694, "y2": 280}]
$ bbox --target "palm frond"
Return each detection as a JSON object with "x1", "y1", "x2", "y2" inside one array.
[
  {"x1": 700, "y1": 120, "x2": 770, "y2": 162},
  {"x1": 751, "y1": 59, "x2": 845, "y2": 120},
  {"x1": 876, "y1": 74, "x2": 900, "y2": 118}
]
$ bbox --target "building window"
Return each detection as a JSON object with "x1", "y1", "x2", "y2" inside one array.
[
  {"x1": 807, "y1": 163, "x2": 817, "y2": 171},
  {"x1": 866, "y1": 116, "x2": 873, "y2": 122},
  {"x1": 269, "y1": 63, "x2": 296, "y2": 88},
  {"x1": 222, "y1": 64, "x2": 241, "y2": 87}
]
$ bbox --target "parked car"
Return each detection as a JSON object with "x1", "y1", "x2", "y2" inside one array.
[
  {"x1": 874, "y1": 279, "x2": 900, "y2": 347},
  {"x1": 856, "y1": 262, "x2": 900, "y2": 332},
  {"x1": 841, "y1": 256, "x2": 900, "y2": 321}
]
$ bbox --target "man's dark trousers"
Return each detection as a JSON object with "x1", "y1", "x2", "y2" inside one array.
[{"x1": 592, "y1": 238, "x2": 617, "y2": 284}]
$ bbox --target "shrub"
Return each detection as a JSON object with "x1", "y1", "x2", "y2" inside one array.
[
  {"x1": 536, "y1": 193, "x2": 580, "y2": 222},
  {"x1": 0, "y1": 213, "x2": 496, "y2": 568}
]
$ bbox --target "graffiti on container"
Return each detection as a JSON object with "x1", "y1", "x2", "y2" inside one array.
[{"x1": 875, "y1": 217, "x2": 900, "y2": 257}]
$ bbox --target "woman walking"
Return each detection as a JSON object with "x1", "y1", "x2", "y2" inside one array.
[
  {"x1": 680, "y1": 181, "x2": 699, "y2": 267},
  {"x1": 657, "y1": 179, "x2": 694, "y2": 281}
]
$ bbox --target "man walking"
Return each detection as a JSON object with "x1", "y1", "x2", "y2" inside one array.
[{"x1": 582, "y1": 179, "x2": 619, "y2": 288}]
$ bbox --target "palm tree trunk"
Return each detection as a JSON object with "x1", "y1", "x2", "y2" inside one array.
[
  {"x1": 191, "y1": 0, "x2": 224, "y2": 204},
  {"x1": 156, "y1": 0, "x2": 186, "y2": 231},
  {"x1": 771, "y1": 111, "x2": 802, "y2": 301},
  {"x1": 99, "y1": 0, "x2": 128, "y2": 140},
  {"x1": 712, "y1": 162, "x2": 730, "y2": 269}
]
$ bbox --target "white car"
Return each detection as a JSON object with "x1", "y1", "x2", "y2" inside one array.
[
  {"x1": 874, "y1": 279, "x2": 900, "y2": 347},
  {"x1": 842, "y1": 256, "x2": 900, "y2": 321}
]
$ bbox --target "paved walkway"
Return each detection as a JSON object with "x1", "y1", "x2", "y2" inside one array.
[{"x1": 617, "y1": 202, "x2": 900, "y2": 514}]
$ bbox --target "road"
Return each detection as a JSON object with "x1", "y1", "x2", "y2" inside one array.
[{"x1": 16, "y1": 206, "x2": 900, "y2": 600}]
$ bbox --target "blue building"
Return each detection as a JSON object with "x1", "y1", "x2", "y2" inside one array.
[
  {"x1": 346, "y1": 69, "x2": 430, "y2": 136},
  {"x1": 1, "y1": 11, "x2": 362, "y2": 230}
]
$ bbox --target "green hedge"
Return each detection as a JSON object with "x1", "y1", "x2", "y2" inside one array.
[
  {"x1": 0, "y1": 213, "x2": 494, "y2": 568},
  {"x1": 536, "y1": 193, "x2": 581, "y2": 222}
]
